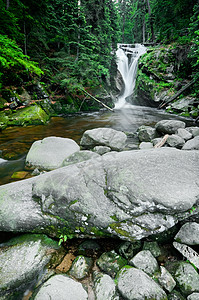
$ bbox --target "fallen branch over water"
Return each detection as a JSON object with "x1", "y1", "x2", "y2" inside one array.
[
  {"x1": 158, "y1": 79, "x2": 195, "y2": 109},
  {"x1": 80, "y1": 88, "x2": 114, "y2": 112}
]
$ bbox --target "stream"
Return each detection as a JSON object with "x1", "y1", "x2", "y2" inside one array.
[{"x1": 0, "y1": 105, "x2": 195, "y2": 186}]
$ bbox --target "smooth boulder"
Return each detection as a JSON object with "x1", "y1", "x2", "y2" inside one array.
[
  {"x1": 0, "y1": 148, "x2": 199, "y2": 241},
  {"x1": 26, "y1": 136, "x2": 80, "y2": 170},
  {"x1": 80, "y1": 128, "x2": 127, "y2": 151},
  {"x1": 155, "y1": 120, "x2": 185, "y2": 134}
]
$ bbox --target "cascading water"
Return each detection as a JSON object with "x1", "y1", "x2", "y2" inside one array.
[{"x1": 114, "y1": 44, "x2": 146, "y2": 109}]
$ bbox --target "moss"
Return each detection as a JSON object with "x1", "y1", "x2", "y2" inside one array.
[
  {"x1": 109, "y1": 222, "x2": 134, "y2": 240},
  {"x1": 7, "y1": 104, "x2": 50, "y2": 126},
  {"x1": 91, "y1": 226, "x2": 111, "y2": 237}
]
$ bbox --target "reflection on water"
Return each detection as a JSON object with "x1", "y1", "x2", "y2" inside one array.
[{"x1": 0, "y1": 106, "x2": 194, "y2": 185}]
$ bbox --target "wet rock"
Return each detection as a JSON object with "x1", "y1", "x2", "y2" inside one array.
[
  {"x1": 186, "y1": 127, "x2": 199, "y2": 137},
  {"x1": 0, "y1": 234, "x2": 61, "y2": 299},
  {"x1": 80, "y1": 127, "x2": 127, "y2": 151},
  {"x1": 62, "y1": 150, "x2": 100, "y2": 167},
  {"x1": 69, "y1": 255, "x2": 93, "y2": 280},
  {"x1": 166, "y1": 261, "x2": 199, "y2": 296},
  {"x1": 33, "y1": 274, "x2": 88, "y2": 300},
  {"x1": 117, "y1": 266, "x2": 167, "y2": 300},
  {"x1": 155, "y1": 120, "x2": 185, "y2": 134},
  {"x1": 158, "y1": 266, "x2": 176, "y2": 292},
  {"x1": 139, "y1": 141, "x2": 154, "y2": 149},
  {"x1": 129, "y1": 250, "x2": 159, "y2": 275},
  {"x1": 93, "y1": 271, "x2": 119, "y2": 300},
  {"x1": 177, "y1": 128, "x2": 192, "y2": 141},
  {"x1": 96, "y1": 250, "x2": 127, "y2": 277},
  {"x1": 173, "y1": 242, "x2": 199, "y2": 269},
  {"x1": 93, "y1": 146, "x2": 111, "y2": 155},
  {"x1": 143, "y1": 241, "x2": 161, "y2": 257},
  {"x1": 26, "y1": 136, "x2": 80, "y2": 170},
  {"x1": 187, "y1": 293, "x2": 199, "y2": 300},
  {"x1": 174, "y1": 222, "x2": 199, "y2": 245},
  {"x1": 166, "y1": 134, "x2": 185, "y2": 148},
  {"x1": 118, "y1": 241, "x2": 142, "y2": 260},
  {"x1": 182, "y1": 136, "x2": 199, "y2": 150},
  {"x1": 137, "y1": 125, "x2": 157, "y2": 142}
]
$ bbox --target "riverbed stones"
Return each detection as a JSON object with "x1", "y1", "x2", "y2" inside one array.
[
  {"x1": 0, "y1": 234, "x2": 61, "y2": 299},
  {"x1": 155, "y1": 120, "x2": 185, "y2": 134},
  {"x1": 182, "y1": 136, "x2": 199, "y2": 150},
  {"x1": 0, "y1": 148, "x2": 199, "y2": 241},
  {"x1": 69, "y1": 255, "x2": 93, "y2": 279},
  {"x1": 166, "y1": 261, "x2": 199, "y2": 296},
  {"x1": 33, "y1": 274, "x2": 88, "y2": 300},
  {"x1": 137, "y1": 125, "x2": 157, "y2": 142},
  {"x1": 173, "y1": 242, "x2": 199, "y2": 269},
  {"x1": 117, "y1": 266, "x2": 168, "y2": 300},
  {"x1": 26, "y1": 136, "x2": 80, "y2": 170},
  {"x1": 174, "y1": 222, "x2": 199, "y2": 245},
  {"x1": 158, "y1": 266, "x2": 176, "y2": 293},
  {"x1": 93, "y1": 271, "x2": 119, "y2": 300},
  {"x1": 177, "y1": 128, "x2": 192, "y2": 141},
  {"x1": 166, "y1": 134, "x2": 185, "y2": 148},
  {"x1": 80, "y1": 127, "x2": 127, "y2": 151},
  {"x1": 129, "y1": 250, "x2": 159, "y2": 275}
]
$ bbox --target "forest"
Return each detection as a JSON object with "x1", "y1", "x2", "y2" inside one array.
[{"x1": 0, "y1": 0, "x2": 198, "y2": 113}]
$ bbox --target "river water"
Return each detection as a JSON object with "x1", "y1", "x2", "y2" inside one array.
[{"x1": 0, "y1": 106, "x2": 194, "y2": 186}]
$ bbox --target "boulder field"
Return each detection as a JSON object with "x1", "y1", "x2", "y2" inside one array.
[{"x1": 0, "y1": 122, "x2": 199, "y2": 299}]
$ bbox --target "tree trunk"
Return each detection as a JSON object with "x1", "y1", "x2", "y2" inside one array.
[
  {"x1": 6, "y1": 0, "x2": 10, "y2": 9},
  {"x1": 146, "y1": 0, "x2": 154, "y2": 42}
]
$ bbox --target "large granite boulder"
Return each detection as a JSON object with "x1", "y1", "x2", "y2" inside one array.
[
  {"x1": 182, "y1": 136, "x2": 199, "y2": 150},
  {"x1": 26, "y1": 136, "x2": 80, "y2": 170},
  {"x1": 0, "y1": 148, "x2": 199, "y2": 241},
  {"x1": 80, "y1": 127, "x2": 127, "y2": 151},
  {"x1": 155, "y1": 120, "x2": 185, "y2": 134}
]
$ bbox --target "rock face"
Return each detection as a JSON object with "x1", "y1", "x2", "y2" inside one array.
[
  {"x1": 80, "y1": 127, "x2": 127, "y2": 151},
  {"x1": 26, "y1": 136, "x2": 80, "y2": 170},
  {"x1": 0, "y1": 148, "x2": 199, "y2": 241}
]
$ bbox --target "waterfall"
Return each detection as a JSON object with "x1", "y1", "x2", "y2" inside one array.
[{"x1": 114, "y1": 44, "x2": 146, "y2": 109}]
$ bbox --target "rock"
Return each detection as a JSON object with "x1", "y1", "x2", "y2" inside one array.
[
  {"x1": 80, "y1": 128, "x2": 127, "y2": 151},
  {"x1": 117, "y1": 266, "x2": 168, "y2": 300},
  {"x1": 143, "y1": 241, "x2": 161, "y2": 257},
  {"x1": 96, "y1": 250, "x2": 127, "y2": 278},
  {"x1": 61, "y1": 150, "x2": 100, "y2": 167},
  {"x1": 186, "y1": 127, "x2": 199, "y2": 137},
  {"x1": 118, "y1": 241, "x2": 142, "y2": 260},
  {"x1": 152, "y1": 137, "x2": 163, "y2": 146},
  {"x1": 33, "y1": 274, "x2": 88, "y2": 300},
  {"x1": 7, "y1": 105, "x2": 50, "y2": 126},
  {"x1": 26, "y1": 136, "x2": 80, "y2": 170},
  {"x1": 187, "y1": 293, "x2": 199, "y2": 300},
  {"x1": 175, "y1": 222, "x2": 199, "y2": 245},
  {"x1": 177, "y1": 128, "x2": 192, "y2": 141},
  {"x1": 137, "y1": 125, "x2": 157, "y2": 142},
  {"x1": 0, "y1": 148, "x2": 199, "y2": 241},
  {"x1": 139, "y1": 141, "x2": 154, "y2": 149},
  {"x1": 158, "y1": 266, "x2": 176, "y2": 293},
  {"x1": 182, "y1": 136, "x2": 199, "y2": 150},
  {"x1": 166, "y1": 134, "x2": 185, "y2": 148},
  {"x1": 155, "y1": 120, "x2": 185, "y2": 134},
  {"x1": 69, "y1": 255, "x2": 93, "y2": 279},
  {"x1": 0, "y1": 234, "x2": 60, "y2": 299},
  {"x1": 129, "y1": 250, "x2": 159, "y2": 275},
  {"x1": 78, "y1": 240, "x2": 101, "y2": 256},
  {"x1": 93, "y1": 271, "x2": 119, "y2": 300},
  {"x1": 166, "y1": 261, "x2": 199, "y2": 296},
  {"x1": 173, "y1": 242, "x2": 199, "y2": 269},
  {"x1": 93, "y1": 146, "x2": 111, "y2": 155}
]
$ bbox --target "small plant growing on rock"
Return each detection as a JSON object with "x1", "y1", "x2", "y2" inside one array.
[{"x1": 58, "y1": 234, "x2": 68, "y2": 246}]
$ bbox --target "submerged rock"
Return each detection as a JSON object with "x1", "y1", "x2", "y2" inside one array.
[{"x1": 26, "y1": 136, "x2": 80, "y2": 170}]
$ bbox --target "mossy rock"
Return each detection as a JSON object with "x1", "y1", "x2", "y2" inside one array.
[{"x1": 7, "y1": 104, "x2": 50, "y2": 126}]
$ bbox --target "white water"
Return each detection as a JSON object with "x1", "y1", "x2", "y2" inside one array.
[{"x1": 114, "y1": 44, "x2": 146, "y2": 109}]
